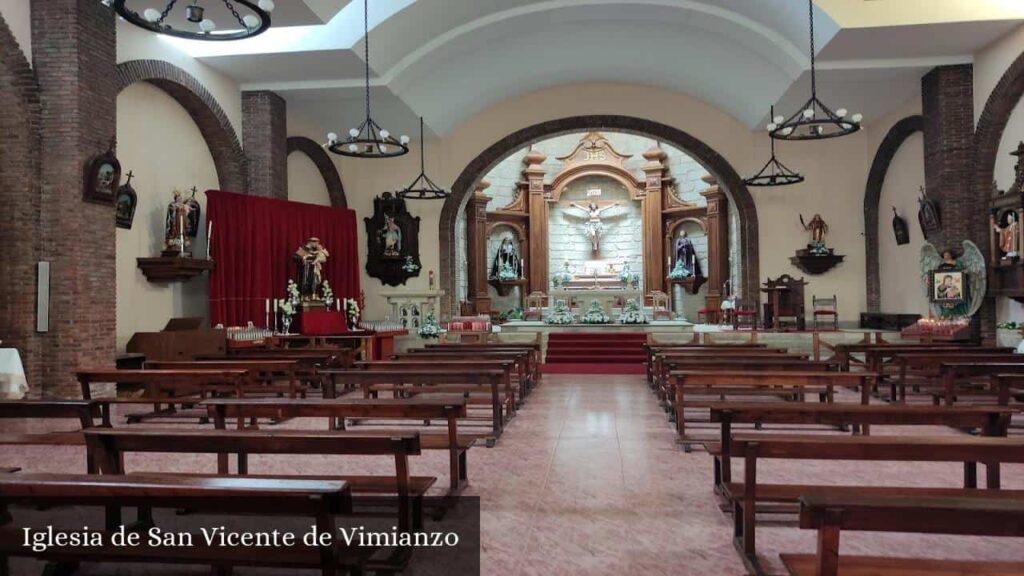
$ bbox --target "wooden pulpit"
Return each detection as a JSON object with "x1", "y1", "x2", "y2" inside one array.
[{"x1": 761, "y1": 274, "x2": 807, "y2": 331}]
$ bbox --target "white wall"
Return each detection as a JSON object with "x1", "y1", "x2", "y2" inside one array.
[
  {"x1": 0, "y1": 0, "x2": 30, "y2": 62},
  {"x1": 116, "y1": 83, "x2": 218, "y2": 350},
  {"x1": 287, "y1": 152, "x2": 332, "y2": 206},
  {"x1": 877, "y1": 132, "x2": 928, "y2": 316}
]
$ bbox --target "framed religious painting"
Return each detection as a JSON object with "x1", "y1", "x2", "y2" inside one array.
[
  {"x1": 930, "y1": 269, "x2": 968, "y2": 306},
  {"x1": 83, "y1": 138, "x2": 121, "y2": 205},
  {"x1": 115, "y1": 172, "x2": 138, "y2": 229},
  {"x1": 364, "y1": 192, "x2": 421, "y2": 286}
]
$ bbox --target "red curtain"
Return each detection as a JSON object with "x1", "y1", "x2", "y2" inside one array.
[{"x1": 206, "y1": 190, "x2": 360, "y2": 327}]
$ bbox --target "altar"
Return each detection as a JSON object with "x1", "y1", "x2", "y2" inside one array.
[{"x1": 549, "y1": 288, "x2": 643, "y2": 318}]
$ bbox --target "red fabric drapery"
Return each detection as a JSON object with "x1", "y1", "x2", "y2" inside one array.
[{"x1": 206, "y1": 190, "x2": 360, "y2": 327}]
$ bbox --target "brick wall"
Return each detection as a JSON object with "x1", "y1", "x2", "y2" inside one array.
[
  {"x1": 0, "y1": 8, "x2": 42, "y2": 392},
  {"x1": 31, "y1": 0, "x2": 118, "y2": 397},
  {"x1": 243, "y1": 90, "x2": 287, "y2": 199}
]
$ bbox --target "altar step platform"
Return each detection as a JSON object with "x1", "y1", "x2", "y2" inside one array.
[{"x1": 545, "y1": 332, "x2": 647, "y2": 375}]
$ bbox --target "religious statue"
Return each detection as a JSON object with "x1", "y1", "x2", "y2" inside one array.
[
  {"x1": 992, "y1": 210, "x2": 1020, "y2": 259},
  {"x1": 381, "y1": 214, "x2": 403, "y2": 257},
  {"x1": 569, "y1": 199, "x2": 619, "y2": 252},
  {"x1": 799, "y1": 213, "x2": 830, "y2": 256},
  {"x1": 163, "y1": 189, "x2": 192, "y2": 256},
  {"x1": 490, "y1": 237, "x2": 522, "y2": 281},
  {"x1": 294, "y1": 237, "x2": 329, "y2": 300},
  {"x1": 673, "y1": 230, "x2": 701, "y2": 278},
  {"x1": 920, "y1": 242, "x2": 986, "y2": 319}
]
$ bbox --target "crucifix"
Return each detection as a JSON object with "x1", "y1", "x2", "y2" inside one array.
[{"x1": 569, "y1": 188, "x2": 619, "y2": 253}]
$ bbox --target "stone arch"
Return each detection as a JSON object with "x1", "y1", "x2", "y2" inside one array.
[
  {"x1": 863, "y1": 115, "x2": 924, "y2": 312},
  {"x1": 116, "y1": 60, "x2": 247, "y2": 192},
  {"x1": 439, "y1": 114, "x2": 758, "y2": 315},
  {"x1": 975, "y1": 51, "x2": 1024, "y2": 246},
  {"x1": 286, "y1": 136, "x2": 347, "y2": 208}
]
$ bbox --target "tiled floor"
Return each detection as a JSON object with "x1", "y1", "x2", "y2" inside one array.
[{"x1": 2, "y1": 374, "x2": 1023, "y2": 576}]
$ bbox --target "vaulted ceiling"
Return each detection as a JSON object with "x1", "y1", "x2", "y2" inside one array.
[{"x1": 162, "y1": 0, "x2": 1024, "y2": 138}]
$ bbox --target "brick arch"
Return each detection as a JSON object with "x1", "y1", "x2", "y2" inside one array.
[
  {"x1": 863, "y1": 115, "x2": 924, "y2": 312},
  {"x1": 439, "y1": 115, "x2": 759, "y2": 316},
  {"x1": 286, "y1": 136, "x2": 347, "y2": 208},
  {"x1": 116, "y1": 60, "x2": 247, "y2": 192},
  {"x1": 0, "y1": 13, "x2": 42, "y2": 389}
]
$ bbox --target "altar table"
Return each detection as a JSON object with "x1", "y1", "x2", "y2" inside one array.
[
  {"x1": 0, "y1": 349, "x2": 28, "y2": 399},
  {"x1": 298, "y1": 311, "x2": 348, "y2": 336}
]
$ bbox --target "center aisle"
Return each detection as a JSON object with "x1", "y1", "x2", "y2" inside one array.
[{"x1": 468, "y1": 373, "x2": 745, "y2": 575}]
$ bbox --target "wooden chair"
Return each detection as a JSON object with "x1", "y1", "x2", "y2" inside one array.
[
  {"x1": 523, "y1": 291, "x2": 547, "y2": 321},
  {"x1": 812, "y1": 294, "x2": 838, "y2": 330},
  {"x1": 732, "y1": 298, "x2": 758, "y2": 330},
  {"x1": 649, "y1": 291, "x2": 672, "y2": 320},
  {"x1": 762, "y1": 274, "x2": 807, "y2": 331}
]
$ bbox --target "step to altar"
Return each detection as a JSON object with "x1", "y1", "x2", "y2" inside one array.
[{"x1": 546, "y1": 332, "x2": 647, "y2": 368}]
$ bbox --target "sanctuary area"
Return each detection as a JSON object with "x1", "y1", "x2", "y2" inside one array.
[{"x1": 2, "y1": 1, "x2": 1024, "y2": 575}]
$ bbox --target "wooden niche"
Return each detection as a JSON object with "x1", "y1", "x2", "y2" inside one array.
[
  {"x1": 364, "y1": 192, "x2": 421, "y2": 287},
  {"x1": 989, "y1": 141, "x2": 1024, "y2": 302}
]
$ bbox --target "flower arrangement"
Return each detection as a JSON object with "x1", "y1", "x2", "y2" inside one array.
[
  {"x1": 618, "y1": 263, "x2": 640, "y2": 289},
  {"x1": 580, "y1": 300, "x2": 610, "y2": 324},
  {"x1": 619, "y1": 298, "x2": 648, "y2": 324},
  {"x1": 321, "y1": 280, "x2": 335, "y2": 308},
  {"x1": 808, "y1": 240, "x2": 829, "y2": 256},
  {"x1": 418, "y1": 311, "x2": 442, "y2": 338},
  {"x1": 494, "y1": 308, "x2": 523, "y2": 323},
  {"x1": 496, "y1": 261, "x2": 519, "y2": 281},
  {"x1": 997, "y1": 321, "x2": 1021, "y2": 330},
  {"x1": 345, "y1": 298, "x2": 361, "y2": 328},
  {"x1": 402, "y1": 256, "x2": 421, "y2": 273},
  {"x1": 278, "y1": 279, "x2": 301, "y2": 334},
  {"x1": 546, "y1": 300, "x2": 575, "y2": 325},
  {"x1": 667, "y1": 260, "x2": 692, "y2": 280},
  {"x1": 552, "y1": 260, "x2": 574, "y2": 288}
]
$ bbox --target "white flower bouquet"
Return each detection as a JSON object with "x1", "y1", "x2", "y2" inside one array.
[
  {"x1": 580, "y1": 300, "x2": 610, "y2": 324},
  {"x1": 418, "y1": 311, "x2": 441, "y2": 338},
  {"x1": 619, "y1": 298, "x2": 648, "y2": 324},
  {"x1": 546, "y1": 300, "x2": 576, "y2": 325}
]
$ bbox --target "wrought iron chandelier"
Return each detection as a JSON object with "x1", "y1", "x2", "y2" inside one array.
[
  {"x1": 107, "y1": 0, "x2": 275, "y2": 41},
  {"x1": 746, "y1": 106, "x2": 805, "y2": 187},
  {"x1": 770, "y1": 0, "x2": 861, "y2": 141},
  {"x1": 397, "y1": 117, "x2": 450, "y2": 200},
  {"x1": 325, "y1": 0, "x2": 408, "y2": 159}
]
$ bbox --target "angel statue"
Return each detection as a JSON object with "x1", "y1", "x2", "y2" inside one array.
[
  {"x1": 919, "y1": 241, "x2": 986, "y2": 319},
  {"x1": 569, "y1": 199, "x2": 619, "y2": 253}
]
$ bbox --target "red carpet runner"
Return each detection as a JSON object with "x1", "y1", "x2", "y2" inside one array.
[{"x1": 544, "y1": 332, "x2": 647, "y2": 374}]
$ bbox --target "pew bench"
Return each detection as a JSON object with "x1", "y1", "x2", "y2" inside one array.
[
  {"x1": 354, "y1": 360, "x2": 517, "y2": 415},
  {"x1": 146, "y1": 360, "x2": 307, "y2": 399},
  {"x1": 400, "y1": 349, "x2": 536, "y2": 398},
  {"x1": 938, "y1": 362, "x2": 1024, "y2": 406},
  {"x1": 782, "y1": 493, "x2": 1024, "y2": 576},
  {"x1": 0, "y1": 401, "x2": 103, "y2": 473},
  {"x1": 655, "y1": 358, "x2": 833, "y2": 406},
  {"x1": 0, "y1": 473, "x2": 371, "y2": 576},
  {"x1": 651, "y1": 349, "x2": 807, "y2": 393},
  {"x1": 830, "y1": 343, "x2": 979, "y2": 372},
  {"x1": 890, "y1": 353, "x2": 1024, "y2": 403},
  {"x1": 204, "y1": 396, "x2": 474, "y2": 493},
  {"x1": 643, "y1": 342, "x2": 769, "y2": 382},
  {"x1": 706, "y1": 403, "x2": 1014, "y2": 489},
  {"x1": 729, "y1": 433, "x2": 1024, "y2": 570},
  {"x1": 419, "y1": 344, "x2": 541, "y2": 386},
  {"x1": 84, "y1": 428, "x2": 432, "y2": 533}
]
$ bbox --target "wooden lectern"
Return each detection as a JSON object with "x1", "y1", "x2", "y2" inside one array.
[{"x1": 761, "y1": 275, "x2": 807, "y2": 331}]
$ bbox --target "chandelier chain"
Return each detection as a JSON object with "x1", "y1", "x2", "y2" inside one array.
[
  {"x1": 223, "y1": 1, "x2": 248, "y2": 29},
  {"x1": 158, "y1": 0, "x2": 179, "y2": 23},
  {"x1": 808, "y1": 0, "x2": 816, "y2": 99},
  {"x1": 364, "y1": 0, "x2": 371, "y2": 121}
]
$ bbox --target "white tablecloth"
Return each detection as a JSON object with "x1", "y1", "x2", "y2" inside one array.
[{"x1": 0, "y1": 348, "x2": 28, "y2": 399}]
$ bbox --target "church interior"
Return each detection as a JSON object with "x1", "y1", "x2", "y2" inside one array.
[{"x1": 3, "y1": 0, "x2": 1024, "y2": 574}]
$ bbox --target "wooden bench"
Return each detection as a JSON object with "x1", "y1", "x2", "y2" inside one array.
[
  {"x1": 937, "y1": 362, "x2": 1024, "y2": 406},
  {"x1": 203, "y1": 396, "x2": 473, "y2": 493},
  {"x1": 0, "y1": 473, "x2": 366, "y2": 576},
  {"x1": 145, "y1": 360, "x2": 306, "y2": 398},
  {"x1": 420, "y1": 343, "x2": 542, "y2": 384},
  {"x1": 830, "y1": 342, "x2": 979, "y2": 372},
  {"x1": 651, "y1": 349, "x2": 808, "y2": 395},
  {"x1": 889, "y1": 352, "x2": 1024, "y2": 402},
  {"x1": 84, "y1": 428, "x2": 431, "y2": 532},
  {"x1": 671, "y1": 371, "x2": 876, "y2": 437},
  {"x1": 729, "y1": 433, "x2": 1024, "y2": 568},
  {"x1": 360, "y1": 359, "x2": 518, "y2": 414},
  {"x1": 643, "y1": 342, "x2": 769, "y2": 382},
  {"x1": 655, "y1": 357, "x2": 831, "y2": 405},
  {"x1": 223, "y1": 346, "x2": 357, "y2": 367},
  {"x1": 707, "y1": 403, "x2": 1014, "y2": 488},
  {"x1": 0, "y1": 401, "x2": 103, "y2": 472},
  {"x1": 322, "y1": 369, "x2": 506, "y2": 443},
  {"x1": 76, "y1": 369, "x2": 251, "y2": 425},
  {"x1": 391, "y1": 351, "x2": 531, "y2": 402},
  {"x1": 783, "y1": 493, "x2": 1024, "y2": 576}
]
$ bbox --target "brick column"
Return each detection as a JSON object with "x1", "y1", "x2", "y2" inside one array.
[
  {"x1": 31, "y1": 0, "x2": 118, "y2": 397},
  {"x1": 466, "y1": 182, "x2": 492, "y2": 314},
  {"x1": 242, "y1": 90, "x2": 287, "y2": 199},
  {"x1": 523, "y1": 149, "x2": 549, "y2": 294}
]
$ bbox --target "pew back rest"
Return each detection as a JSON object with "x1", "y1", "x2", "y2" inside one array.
[{"x1": 731, "y1": 433, "x2": 1024, "y2": 463}]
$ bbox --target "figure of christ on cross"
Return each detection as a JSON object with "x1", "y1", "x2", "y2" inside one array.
[{"x1": 569, "y1": 199, "x2": 619, "y2": 253}]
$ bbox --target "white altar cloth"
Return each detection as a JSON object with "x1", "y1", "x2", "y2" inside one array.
[{"x1": 0, "y1": 349, "x2": 28, "y2": 399}]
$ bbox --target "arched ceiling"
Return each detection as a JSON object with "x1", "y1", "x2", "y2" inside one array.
[{"x1": 159, "y1": 0, "x2": 1024, "y2": 138}]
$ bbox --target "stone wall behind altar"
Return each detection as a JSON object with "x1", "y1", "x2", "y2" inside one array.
[{"x1": 548, "y1": 175, "x2": 643, "y2": 283}]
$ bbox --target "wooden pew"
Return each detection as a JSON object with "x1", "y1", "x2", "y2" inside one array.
[
  {"x1": 671, "y1": 371, "x2": 877, "y2": 437},
  {"x1": 76, "y1": 369, "x2": 250, "y2": 425},
  {"x1": 0, "y1": 401, "x2": 103, "y2": 473},
  {"x1": 0, "y1": 473, "x2": 367, "y2": 576},
  {"x1": 830, "y1": 342, "x2": 979, "y2": 372},
  {"x1": 890, "y1": 352, "x2": 1024, "y2": 402},
  {"x1": 356, "y1": 360, "x2": 516, "y2": 415},
  {"x1": 782, "y1": 493, "x2": 1024, "y2": 576},
  {"x1": 989, "y1": 373, "x2": 1024, "y2": 406},
  {"x1": 396, "y1": 350, "x2": 532, "y2": 399},
  {"x1": 655, "y1": 356, "x2": 826, "y2": 405},
  {"x1": 204, "y1": 396, "x2": 473, "y2": 493},
  {"x1": 319, "y1": 369, "x2": 507, "y2": 443},
  {"x1": 84, "y1": 428, "x2": 431, "y2": 532},
  {"x1": 867, "y1": 346, "x2": 1011, "y2": 377},
  {"x1": 643, "y1": 342, "x2": 769, "y2": 382},
  {"x1": 651, "y1": 349, "x2": 807, "y2": 395},
  {"x1": 707, "y1": 403, "x2": 1014, "y2": 488},
  {"x1": 224, "y1": 346, "x2": 357, "y2": 367},
  {"x1": 420, "y1": 343, "x2": 542, "y2": 384},
  {"x1": 145, "y1": 360, "x2": 305, "y2": 398},
  {"x1": 938, "y1": 361, "x2": 1024, "y2": 406},
  {"x1": 729, "y1": 433, "x2": 1024, "y2": 567}
]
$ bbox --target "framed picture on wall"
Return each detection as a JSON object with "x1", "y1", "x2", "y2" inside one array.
[
  {"x1": 84, "y1": 138, "x2": 120, "y2": 205},
  {"x1": 930, "y1": 269, "x2": 968, "y2": 305}
]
